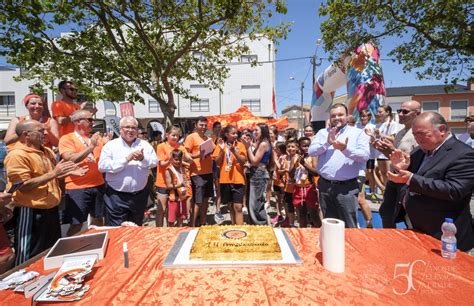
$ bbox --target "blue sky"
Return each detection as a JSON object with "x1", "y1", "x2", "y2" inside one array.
[{"x1": 273, "y1": 0, "x2": 445, "y2": 114}]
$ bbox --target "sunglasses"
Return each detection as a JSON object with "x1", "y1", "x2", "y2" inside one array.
[{"x1": 397, "y1": 109, "x2": 413, "y2": 115}]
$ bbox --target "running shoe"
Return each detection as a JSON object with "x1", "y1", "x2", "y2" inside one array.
[
  {"x1": 214, "y1": 212, "x2": 225, "y2": 225},
  {"x1": 242, "y1": 207, "x2": 249, "y2": 215}
]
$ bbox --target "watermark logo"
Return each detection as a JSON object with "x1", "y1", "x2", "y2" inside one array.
[{"x1": 392, "y1": 260, "x2": 426, "y2": 295}]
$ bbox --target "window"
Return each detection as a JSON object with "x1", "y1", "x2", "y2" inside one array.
[
  {"x1": 241, "y1": 85, "x2": 260, "y2": 90},
  {"x1": 242, "y1": 99, "x2": 261, "y2": 112},
  {"x1": 190, "y1": 84, "x2": 208, "y2": 89},
  {"x1": 241, "y1": 54, "x2": 258, "y2": 62},
  {"x1": 0, "y1": 94, "x2": 14, "y2": 106},
  {"x1": 450, "y1": 100, "x2": 468, "y2": 121},
  {"x1": 241, "y1": 85, "x2": 260, "y2": 112},
  {"x1": 148, "y1": 99, "x2": 162, "y2": 113},
  {"x1": 190, "y1": 99, "x2": 209, "y2": 112},
  {"x1": 0, "y1": 93, "x2": 15, "y2": 117},
  {"x1": 422, "y1": 101, "x2": 439, "y2": 112}
]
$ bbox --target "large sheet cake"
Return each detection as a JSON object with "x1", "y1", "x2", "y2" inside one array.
[{"x1": 190, "y1": 225, "x2": 282, "y2": 261}]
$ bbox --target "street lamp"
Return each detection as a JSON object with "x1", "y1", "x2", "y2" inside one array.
[{"x1": 289, "y1": 76, "x2": 304, "y2": 136}]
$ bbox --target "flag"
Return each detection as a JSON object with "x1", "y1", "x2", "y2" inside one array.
[
  {"x1": 272, "y1": 88, "x2": 277, "y2": 115},
  {"x1": 119, "y1": 102, "x2": 135, "y2": 117}
]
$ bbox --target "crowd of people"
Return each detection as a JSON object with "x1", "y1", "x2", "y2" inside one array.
[{"x1": 0, "y1": 80, "x2": 473, "y2": 274}]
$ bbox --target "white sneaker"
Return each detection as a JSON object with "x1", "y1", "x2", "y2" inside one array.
[
  {"x1": 214, "y1": 213, "x2": 225, "y2": 225},
  {"x1": 242, "y1": 207, "x2": 249, "y2": 215}
]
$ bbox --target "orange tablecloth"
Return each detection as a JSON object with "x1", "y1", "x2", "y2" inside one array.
[{"x1": 1, "y1": 227, "x2": 473, "y2": 305}]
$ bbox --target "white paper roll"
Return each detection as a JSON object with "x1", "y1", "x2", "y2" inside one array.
[{"x1": 320, "y1": 218, "x2": 345, "y2": 273}]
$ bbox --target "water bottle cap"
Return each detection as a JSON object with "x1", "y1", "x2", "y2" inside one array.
[{"x1": 445, "y1": 218, "x2": 453, "y2": 223}]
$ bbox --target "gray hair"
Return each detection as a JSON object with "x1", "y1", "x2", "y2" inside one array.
[
  {"x1": 415, "y1": 111, "x2": 450, "y2": 131},
  {"x1": 70, "y1": 110, "x2": 92, "y2": 122},
  {"x1": 119, "y1": 116, "x2": 138, "y2": 127}
]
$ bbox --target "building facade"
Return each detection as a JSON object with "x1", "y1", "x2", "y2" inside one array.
[
  {"x1": 385, "y1": 83, "x2": 474, "y2": 135},
  {"x1": 0, "y1": 38, "x2": 275, "y2": 130}
]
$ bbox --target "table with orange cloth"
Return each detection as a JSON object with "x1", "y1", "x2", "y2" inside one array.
[{"x1": 1, "y1": 227, "x2": 473, "y2": 305}]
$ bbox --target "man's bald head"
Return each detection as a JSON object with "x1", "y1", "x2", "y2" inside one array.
[
  {"x1": 401, "y1": 100, "x2": 421, "y2": 113},
  {"x1": 398, "y1": 100, "x2": 421, "y2": 127},
  {"x1": 16, "y1": 119, "x2": 42, "y2": 136}
]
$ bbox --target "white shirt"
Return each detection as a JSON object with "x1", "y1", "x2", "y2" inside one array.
[
  {"x1": 373, "y1": 120, "x2": 402, "y2": 159},
  {"x1": 98, "y1": 137, "x2": 158, "y2": 193},
  {"x1": 458, "y1": 132, "x2": 474, "y2": 148}
]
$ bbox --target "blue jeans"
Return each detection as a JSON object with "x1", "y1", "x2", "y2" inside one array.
[{"x1": 248, "y1": 167, "x2": 269, "y2": 225}]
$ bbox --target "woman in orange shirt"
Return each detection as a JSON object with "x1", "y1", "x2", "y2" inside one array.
[
  {"x1": 213, "y1": 125, "x2": 247, "y2": 225},
  {"x1": 155, "y1": 125, "x2": 191, "y2": 227},
  {"x1": 5, "y1": 94, "x2": 59, "y2": 150}
]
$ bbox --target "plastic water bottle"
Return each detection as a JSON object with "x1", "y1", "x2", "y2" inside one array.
[{"x1": 441, "y1": 218, "x2": 457, "y2": 259}]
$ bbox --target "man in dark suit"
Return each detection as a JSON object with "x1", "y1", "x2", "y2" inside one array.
[{"x1": 388, "y1": 112, "x2": 474, "y2": 251}]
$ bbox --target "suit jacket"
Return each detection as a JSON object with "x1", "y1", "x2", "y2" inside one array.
[{"x1": 400, "y1": 136, "x2": 474, "y2": 251}]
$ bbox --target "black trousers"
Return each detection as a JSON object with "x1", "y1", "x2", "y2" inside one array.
[
  {"x1": 14, "y1": 206, "x2": 61, "y2": 265},
  {"x1": 104, "y1": 185, "x2": 149, "y2": 226},
  {"x1": 380, "y1": 181, "x2": 403, "y2": 228}
]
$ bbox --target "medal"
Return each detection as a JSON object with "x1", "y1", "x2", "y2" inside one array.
[{"x1": 225, "y1": 144, "x2": 232, "y2": 172}]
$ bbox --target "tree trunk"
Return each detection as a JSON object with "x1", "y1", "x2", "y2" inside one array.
[{"x1": 159, "y1": 101, "x2": 175, "y2": 128}]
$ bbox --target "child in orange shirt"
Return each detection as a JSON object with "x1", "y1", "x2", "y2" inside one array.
[
  {"x1": 155, "y1": 125, "x2": 191, "y2": 227},
  {"x1": 271, "y1": 142, "x2": 287, "y2": 225},
  {"x1": 293, "y1": 137, "x2": 321, "y2": 227},
  {"x1": 283, "y1": 140, "x2": 299, "y2": 227},
  {"x1": 213, "y1": 125, "x2": 247, "y2": 225},
  {"x1": 165, "y1": 150, "x2": 189, "y2": 227}
]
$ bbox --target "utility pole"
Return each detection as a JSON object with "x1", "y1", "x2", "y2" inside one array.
[{"x1": 311, "y1": 39, "x2": 322, "y2": 86}]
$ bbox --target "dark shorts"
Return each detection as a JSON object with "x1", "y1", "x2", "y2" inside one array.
[
  {"x1": 64, "y1": 185, "x2": 105, "y2": 224},
  {"x1": 274, "y1": 185, "x2": 283, "y2": 194},
  {"x1": 156, "y1": 187, "x2": 168, "y2": 195},
  {"x1": 366, "y1": 159, "x2": 375, "y2": 170},
  {"x1": 284, "y1": 192, "x2": 295, "y2": 213},
  {"x1": 191, "y1": 173, "x2": 214, "y2": 204},
  {"x1": 220, "y1": 184, "x2": 244, "y2": 204}
]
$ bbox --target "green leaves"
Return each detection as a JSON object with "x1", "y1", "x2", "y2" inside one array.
[
  {"x1": 319, "y1": 0, "x2": 472, "y2": 85},
  {"x1": 0, "y1": 0, "x2": 289, "y2": 122}
]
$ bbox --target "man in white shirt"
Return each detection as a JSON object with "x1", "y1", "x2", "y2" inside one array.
[{"x1": 98, "y1": 116, "x2": 158, "y2": 226}]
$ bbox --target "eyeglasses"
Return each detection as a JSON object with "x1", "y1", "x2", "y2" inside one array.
[
  {"x1": 64, "y1": 87, "x2": 77, "y2": 92},
  {"x1": 397, "y1": 109, "x2": 414, "y2": 115}
]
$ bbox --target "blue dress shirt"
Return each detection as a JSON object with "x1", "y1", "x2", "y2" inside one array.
[{"x1": 309, "y1": 125, "x2": 370, "y2": 181}]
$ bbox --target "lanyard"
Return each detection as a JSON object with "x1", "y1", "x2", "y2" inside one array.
[
  {"x1": 169, "y1": 165, "x2": 184, "y2": 184},
  {"x1": 74, "y1": 131, "x2": 95, "y2": 162},
  {"x1": 225, "y1": 144, "x2": 232, "y2": 165}
]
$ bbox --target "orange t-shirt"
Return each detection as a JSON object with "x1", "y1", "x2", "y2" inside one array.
[
  {"x1": 212, "y1": 142, "x2": 247, "y2": 185},
  {"x1": 58, "y1": 132, "x2": 104, "y2": 189},
  {"x1": 166, "y1": 166, "x2": 189, "y2": 202},
  {"x1": 273, "y1": 155, "x2": 286, "y2": 188},
  {"x1": 184, "y1": 132, "x2": 215, "y2": 176},
  {"x1": 51, "y1": 100, "x2": 81, "y2": 137},
  {"x1": 155, "y1": 142, "x2": 187, "y2": 188},
  {"x1": 284, "y1": 155, "x2": 296, "y2": 193}
]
